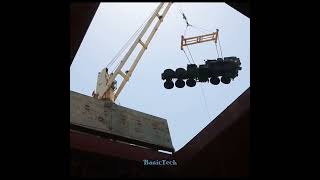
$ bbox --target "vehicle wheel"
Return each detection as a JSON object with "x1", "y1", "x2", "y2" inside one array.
[
  {"x1": 221, "y1": 76, "x2": 231, "y2": 84},
  {"x1": 164, "y1": 80, "x2": 174, "y2": 89},
  {"x1": 175, "y1": 79, "x2": 185, "y2": 88},
  {"x1": 176, "y1": 68, "x2": 186, "y2": 79},
  {"x1": 163, "y1": 69, "x2": 175, "y2": 79},
  {"x1": 186, "y1": 79, "x2": 196, "y2": 87},
  {"x1": 210, "y1": 77, "x2": 220, "y2": 85}
]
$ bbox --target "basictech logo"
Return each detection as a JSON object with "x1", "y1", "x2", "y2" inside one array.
[{"x1": 143, "y1": 159, "x2": 177, "y2": 166}]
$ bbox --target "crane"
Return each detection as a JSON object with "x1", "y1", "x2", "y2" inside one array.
[
  {"x1": 93, "y1": 2, "x2": 172, "y2": 102},
  {"x1": 92, "y1": 2, "x2": 241, "y2": 101},
  {"x1": 73, "y1": 2, "x2": 241, "y2": 152}
]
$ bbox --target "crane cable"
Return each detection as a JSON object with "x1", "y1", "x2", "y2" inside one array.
[
  {"x1": 180, "y1": 14, "x2": 196, "y2": 64},
  {"x1": 177, "y1": 5, "x2": 224, "y2": 60},
  {"x1": 106, "y1": 24, "x2": 144, "y2": 71},
  {"x1": 200, "y1": 84, "x2": 212, "y2": 121},
  {"x1": 182, "y1": 49, "x2": 192, "y2": 64},
  {"x1": 218, "y1": 35, "x2": 224, "y2": 59},
  {"x1": 183, "y1": 27, "x2": 196, "y2": 65},
  {"x1": 186, "y1": 45, "x2": 195, "y2": 64},
  {"x1": 106, "y1": 5, "x2": 157, "y2": 72},
  {"x1": 178, "y1": 9, "x2": 201, "y2": 65},
  {"x1": 110, "y1": 22, "x2": 144, "y2": 73},
  {"x1": 106, "y1": 27, "x2": 140, "y2": 69},
  {"x1": 191, "y1": 25, "x2": 211, "y2": 33},
  {"x1": 183, "y1": 25, "x2": 195, "y2": 64},
  {"x1": 180, "y1": 20, "x2": 192, "y2": 64},
  {"x1": 177, "y1": 4, "x2": 212, "y2": 121},
  {"x1": 215, "y1": 42, "x2": 220, "y2": 58},
  {"x1": 177, "y1": 4, "x2": 190, "y2": 27},
  {"x1": 192, "y1": 24, "x2": 224, "y2": 59},
  {"x1": 188, "y1": 24, "x2": 221, "y2": 59},
  {"x1": 178, "y1": 6, "x2": 210, "y2": 35}
]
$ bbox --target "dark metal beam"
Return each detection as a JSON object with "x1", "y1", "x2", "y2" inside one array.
[
  {"x1": 226, "y1": 2, "x2": 250, "y2": 18},
  {"x1": 175, "y1": 88, "x2": 249, "y2": 160},
  {"x1": 70, "y1": 3, "x2": 100, "y2": 66},
  {"x1": 173, "y1": 88, "x2": 250, "y2": 176},
  {"x1": 70, "y1": 130, "x2": 173, "y2": 162}
]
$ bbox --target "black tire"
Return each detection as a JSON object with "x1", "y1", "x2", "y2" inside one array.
[
  {"x1": 210, "y1": 77, "x2": 220, "y2": 85},
  {"x1": 175, "y1": 79, "x2": 185, "y2": 88},
  {"x1": 187, "y1": 64, "x2": 198, "y2": 78},
  {"x1": 186, "y1": 79, "x2": 196, "y2": 87},
  {"x1": 164, "y1": 80, "x2": 174, "y2": 89},
  {"x1": 176, "y1": 68, "x2": 186, "y2": 79},
  {"x1": 163, "y1": 69, "x2": 175, "y2": 79},
  {"x1": 221, "y1": 76, "x2": 231, "y2": 84}
]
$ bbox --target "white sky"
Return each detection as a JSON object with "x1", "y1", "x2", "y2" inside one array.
[{"x1": 70, "y1": 2, "x2": 250, "y2": 151}]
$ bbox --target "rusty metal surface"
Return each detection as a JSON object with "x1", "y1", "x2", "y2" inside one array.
[
  {"x1": 174, "y1": 108, "x2": 250, "y2": 177},
  {"x1": 70, "y1": 3, "x2": 100, "y2": 65},
  {"x1": 174, "y1": 88, "x2": 250, "y2": 163},
  {"x1": 70, "y1": 88, "x2": 250, "y2": 177},
  {"x1": 70, "y1": 91, "x2": 174, "y2": 151}
]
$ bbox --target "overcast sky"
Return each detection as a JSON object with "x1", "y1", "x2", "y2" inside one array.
[{"x1": 70, "y1": 2, "x2": 250, "y2": 151}]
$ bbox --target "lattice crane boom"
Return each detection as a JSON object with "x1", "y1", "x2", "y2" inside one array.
[{"x1": 94, "y1": 2, "x2": 172, "y2": 102}]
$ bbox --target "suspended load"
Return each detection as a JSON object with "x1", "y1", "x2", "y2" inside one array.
[
  {"x1": 161, "y1": 10, "x2": 242, "y2": 89},
  {"x1": 161, "y1": 57, "x2": 241, "y2": 89}
]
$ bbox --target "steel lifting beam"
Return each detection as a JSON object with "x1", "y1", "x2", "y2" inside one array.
[{"x1": 181, "y1": 29, "x2": 219, "y2": 50}]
